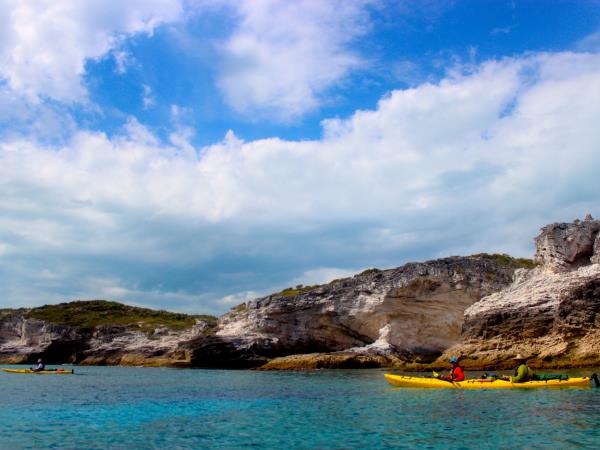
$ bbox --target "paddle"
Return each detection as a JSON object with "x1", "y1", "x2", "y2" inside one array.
[{"x1": 432, "y1": 370, "x2": 455, "y2": 382}]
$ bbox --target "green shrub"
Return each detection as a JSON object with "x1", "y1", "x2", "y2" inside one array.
[
  {"x1": 328, "y1": 278, "x2": 345, "y2": 284},
  {"x1": 472, "y1": 253, "x2": 536, "y2": 269},
  {"x1": 231, "y1": 303, "x2": 248, "y2": 313},
  {"x1": 276, "y1": 285, "x2": 320, "y2": 297},
  {"x1": 359, "y1": 268, "x2": 381, "y2": 276}
]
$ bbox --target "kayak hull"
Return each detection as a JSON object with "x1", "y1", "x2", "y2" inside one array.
[
  {"x1": 2, "y1": 368, "x2": 74, "y2": 375},
  {"x1": 384, "y1": 373, "x2": 592, "y2": 389}
]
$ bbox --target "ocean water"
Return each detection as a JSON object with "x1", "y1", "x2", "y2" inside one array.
[{"x1": 1, "y1": 366, "x2": 599, "y2": 449}]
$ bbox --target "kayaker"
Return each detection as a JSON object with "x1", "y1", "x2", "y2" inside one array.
[
  {"x1": 438, "y1": 357, "x2": 465, "y2": 382},
  {"x1": 31, "y1": 359, "x2": 45, "y2": 372},
  {"x1": 503, "y1": 354, "x2": 534, "y2": 383}
]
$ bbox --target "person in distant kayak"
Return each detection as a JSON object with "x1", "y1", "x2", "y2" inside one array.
[
  {"x1": 31, "y1": 359, "x2": 45, "y2": 372},
  {"x1": 438, "y1": 357, "x2": 465, "y2": 382},
  {"x1": 503, "y1": 354, "x2": 534, "y2": 383}
]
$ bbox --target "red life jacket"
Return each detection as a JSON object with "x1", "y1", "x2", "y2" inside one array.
[{"x1": 451, "y1": 366, "x2": 465, "y2": 381}]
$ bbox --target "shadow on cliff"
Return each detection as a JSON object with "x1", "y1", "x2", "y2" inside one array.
[
  {"x1": 31, "y1": 337, "x2": 90, "y2": 365},
  {"x1": 180, "y1": 335, "x2": 368, "y2": 369}
]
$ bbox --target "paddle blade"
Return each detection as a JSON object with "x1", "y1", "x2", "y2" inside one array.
[{"x1": 432, "y1": 371, "x2": 439, "y2": 378}]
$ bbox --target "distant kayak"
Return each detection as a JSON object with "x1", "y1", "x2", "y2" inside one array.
[
  {"x1": 384, "y1": 373, "x2": 597, "y2": 389},
  {"x1": 2, "y1": 368, "x2": 74, "y2": 375}
]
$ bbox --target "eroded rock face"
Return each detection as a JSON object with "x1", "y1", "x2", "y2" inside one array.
[
  {"x1": 592, "y1": 233, "x2": 600, "y2": 264},
  {"x1": 444, "y1": 218, "x2": 600, "y2": 369},
  {"x1": 0, "y1": 316, "x2": 86, "y2": 363},
  {"x1": 180, "y1": 335, "x2": 275, "y2": 369},
  {"x1": 534, "y1": 216, "x2": 600, "y2": 272},
  {"x1": 217, "y1": 255, "x2": 524, "y2": 366},
  {"x1": 0, "y1": 314, "x2": 213, "y2": 366}
]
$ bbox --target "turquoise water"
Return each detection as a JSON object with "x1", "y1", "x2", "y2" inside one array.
[{"x1": 1, "y1": 366, "x2": 599, "y2": 449}]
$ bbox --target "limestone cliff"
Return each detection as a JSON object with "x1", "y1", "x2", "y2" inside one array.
[
  {"x1": 534, "y1": 215, "x2": 600, "y2": 271},
  {"x1": 0, "y1": 301, "x2": 216, "y2": 366},
  {"x1": 443, "y1": 216, "x2": 600, "y2": 369},
  {"x1": 212, "y1": 255, "x2": 529, "y2": 368}
]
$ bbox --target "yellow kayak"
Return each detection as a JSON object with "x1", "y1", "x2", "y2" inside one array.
[
  {"x1": 2, "y1": 368, "x2": 74, "y2": 375},
  {"x1": 384, "y1": 373, "x2": 596, "y2": 389}
]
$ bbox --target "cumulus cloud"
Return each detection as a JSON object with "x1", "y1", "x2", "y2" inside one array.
[
  {"x1": 216, "y1": 0, "x2": 373, "y2": 120},
  {"x1": 2, "y1": 50, "x2": 600, "y2": 312},
  {"x1": 0, "y1": 83, "x2": 78, "y2": 141},
  {"x1": 0, "y1": 0, "x2": 377, "y2": 126},
  {"x1": 0, "y1": 0, "x2": 183, "y2": 102}
]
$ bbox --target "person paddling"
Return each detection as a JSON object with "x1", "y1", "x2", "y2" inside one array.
[
  {"x1": 31, "y1": 359, "x2": 45, "y2": 372},
  {"x1": 437, "y1": 357, "x2": 465, "y2": 382}
]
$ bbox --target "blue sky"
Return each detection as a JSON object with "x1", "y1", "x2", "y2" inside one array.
[
  {"x1": 78, "y1": 0, "x2": 600, "y2": 146},
  {"x1": 1, "y1": 0, "x2": 600, "y2": 314}
]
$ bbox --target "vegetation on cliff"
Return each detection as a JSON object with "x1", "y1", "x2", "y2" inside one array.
[
  {"x1": 276, "y1": 284, "x2": 322, "y2": 297},
  {"x1": 471, "y1": 253, "x2": 536, "y2": 269},
  {"x1": 25, "y1": 300, "x2": 217, "y2": 332}
]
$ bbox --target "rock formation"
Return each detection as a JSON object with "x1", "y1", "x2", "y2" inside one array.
[
  {"x1": 212, "y1": 255, "x2": 530, "y2": 368},
  {"x1": 534, "y1": 215, "x2": 600, "y2": 272},
  {"x1": 443, "y1": 217, "x2": 600, "y2": 369},
  {"x1": 0, "y1": 301, "x2": 216, "y2": 366}
]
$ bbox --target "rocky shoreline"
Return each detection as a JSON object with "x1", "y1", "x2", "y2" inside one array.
[{"x1": 1, "y1": 217, "x2": 598, "y2": 370}]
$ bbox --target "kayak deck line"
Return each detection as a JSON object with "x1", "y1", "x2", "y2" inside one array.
[
  {"x1": 2, "y1": 368, "x2": 74, "y2": 375},
  {"x1": 384, "y1": 373, "x2": 594, "y2": 389}
]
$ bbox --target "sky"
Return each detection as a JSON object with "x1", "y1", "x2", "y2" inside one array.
[{"x1": 1, "y1": 0, "x2": 600, "y2": 315}]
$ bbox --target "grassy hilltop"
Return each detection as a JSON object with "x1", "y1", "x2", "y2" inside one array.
[{"x1": 21, "y1": 300, "x2": 217, "y2": 332}]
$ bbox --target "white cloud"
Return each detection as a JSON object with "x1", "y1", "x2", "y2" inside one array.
[
  {"x1": 113, "y1": 50, "x2": 131, "y2": 74},
  {"x1": 0, "y1": 0, "x2": 375, "y2": 124},
  {"x1": 218, "y1": 291, "x2": 260, "y2": 306},
  {"x1": 491, "y1": 26, "x2": 513, "y2": 35},
  {"x1": 142, "y1": 84, "x2": 155, "y2": 109},
  {"x1": 0, "y1": 84, "x2": 78, "y2": 140},
  {"x1": 170, "y1": 104, "x2": 191, "y2": 121},
  {"x1": 289, "y1": 268, "x2": 359, "y2": 287},
  {"x1": 2, "y1": 50, "x2": 600, "y2": 312},
  {"x1": 217, "y1": 0, "x2": 373, "y2": 120},
  {"x1": 578, "y1": 29, "x2": 600, "y2": 52},
  {"x1": 0, "y1": 0, "x2": 184, "y2": 102}
]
